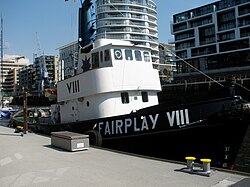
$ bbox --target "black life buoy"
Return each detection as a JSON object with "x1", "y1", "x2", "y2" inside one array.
[{"x1": 28, "y1": 111, "x2": 34, "y2": 118}]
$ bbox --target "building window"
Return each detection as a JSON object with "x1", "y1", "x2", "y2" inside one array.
[
  {"x1": 141, "y1": 92, "x2": 148, "y2": 102},
  {"x1": 121, "y1": 92, "x2": 129, "y2": 104},
  {"x1": 114, "y1": 49, "x2": 123, "y2": 60},
  {"x1": 125, "y1": 49, "x2": 133, "y2": 61},
  {"x1": 218, "y1": 31, "x2": 235, "y2": 42}
]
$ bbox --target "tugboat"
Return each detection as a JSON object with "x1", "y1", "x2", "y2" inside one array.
[{"x1": 11, "y1": 0, "x2": 250, "y2": 170}]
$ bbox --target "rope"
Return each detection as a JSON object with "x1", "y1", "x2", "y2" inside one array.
[{"x1": 235, "y1": 82, "x2": 250, "y2": 93}]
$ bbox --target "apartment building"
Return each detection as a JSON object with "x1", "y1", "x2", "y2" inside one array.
[
  {"x1": 33, "y1": 55, "x2": 58, "y2": 94},
  {"x1": 1, "y1": 55, "x2": 29, "y2": 97},
  {"x1": 159, "y1": 43, "x2": 176, "y2": 83},
  {"x1": 57, "y1": 41, "x2": 78, "y2": 80},
  {"x1": 95, "y1": 0, "x2": 159, "y2": 64},
  {"x1": 18, "y1": 55, "x2": 58, "y2": 96},
  {"x1": 171, "y1": 0, "x2": 250, "y2": 81},
  {"x1": 18, "y1": 64, "x2": 34, "y2": 94}
]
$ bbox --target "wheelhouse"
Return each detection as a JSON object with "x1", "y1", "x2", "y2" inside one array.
[{"x1": 88, "y1": 46, "x2": 152, "y2": 70}]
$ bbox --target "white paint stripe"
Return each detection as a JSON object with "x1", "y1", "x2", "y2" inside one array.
[
  {"x1": 0, "y1": 175, "x2": 19, "y2": 186},
  {"x1": 14, "y1": 153, "x2": 23, "y2": 160},
  {"x1": 0, "y1": 167, "x2": 71, "y2": 186},
  {"x1": 11, "y1": 173, "x2": 34, "y2": 187},
  {"x1": 211, "y1": 179, "x2": 236, "y2": 187},
  {"x1": 0, "y1": 157, "x2": 12, "y2": 166},
  {"x1": 33, "y1": 176, "x2": 50, "y2": 184}
]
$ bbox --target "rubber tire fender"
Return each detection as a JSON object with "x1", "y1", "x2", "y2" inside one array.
[{"x1": 86, "y1": 130, "x2": 102, "y2": 146}]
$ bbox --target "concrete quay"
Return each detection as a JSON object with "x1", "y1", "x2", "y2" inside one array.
[{"x1": 0, "y1": 125, "x2": 250, "y2": 187}]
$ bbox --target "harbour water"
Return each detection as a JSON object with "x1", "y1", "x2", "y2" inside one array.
[{"x1": 235, "y1": 125, "x2": 250, "y2": 173}]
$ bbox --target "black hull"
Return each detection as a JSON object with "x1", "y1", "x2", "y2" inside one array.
[
  {"x1": 10, "y1": 96, "x2": 250, "y2": 170},
  {"x1": 102, "y1": 119, "x2": 248, "y2": 169},
  {"x1": 61, "y1": 96, "x2": 250, "y2": 170}
]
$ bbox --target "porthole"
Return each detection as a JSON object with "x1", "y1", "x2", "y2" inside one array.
[{"x1": 114, "y1": 49, "x2": 122, "y2": 60}]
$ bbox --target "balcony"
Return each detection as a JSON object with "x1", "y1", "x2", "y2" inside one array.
[
  {"x1": 238, "y1": 16, "x2": 250, "y2": 27},
  {"x1": 218, "y1": 31, "x2": 235, "y2": 41},
  {"x1": 200, "y1": 37, "x2": 216, "y2": 45},
  {"x1": 240, "y1": 27, "x2": 250, "y2": 37},
  {"x1": 218, "y1": 22, "x2": 236, "y2": 31},
  {"x1": 175, "y1": 32, "x2": 194, "y2": 41},
  {"x1": 219, "y1": 38, "x2": 250, "y2": 52},
  {"x1": 176, "y1": 50, "x2": 188, "y2": 59},
  {"x1": 191, "y1": 45, "x2": 217, "y2": 57},
  {"x1": 173, "y1": 23, "x2": 188, "y2": 33},
  {"x1": 239, "y1": 6, "x2": 250, "y2": 16}
]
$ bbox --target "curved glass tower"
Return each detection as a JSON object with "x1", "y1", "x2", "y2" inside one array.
[{"x1": 95, "y1": 0, "x2": 159, "y2": 64}]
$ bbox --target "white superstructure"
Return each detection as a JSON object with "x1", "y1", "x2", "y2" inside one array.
[{"x1": 56, "y1": 39, "x2": 161, "y2": 124}]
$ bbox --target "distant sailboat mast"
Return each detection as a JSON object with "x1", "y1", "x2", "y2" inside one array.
[{"x1": 0, "y1": 16, "x2": 3, "y2": 107}]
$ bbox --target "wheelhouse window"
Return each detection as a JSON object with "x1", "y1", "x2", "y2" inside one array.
[
  {"x1": 125, "y1": 49, "x2": 133, "y2": 61},
  {"x1": 92, "y1": 52, "x2": 99, "y2": 68},
  {"x1": 141, "y1": 92, "x2": 148, "y2": 102},
  {"x1": 121, "y1": 92, "x2": 129, "y2": 104},
  {"x1": 104, "y1": 49, "x2": 110, "y2": 61},
  {"x1": 143, "y1": 52, "x2": 150, "y2": 62},
  {"x1": 135, "y1": 50, "x2": 142, "y2": 61},
  {"x1": 100, "y1": 51, "x2": 103, "y2": 63},
  {"x1": 114, "y1": 49, "x2": 123, "y2": 60}
]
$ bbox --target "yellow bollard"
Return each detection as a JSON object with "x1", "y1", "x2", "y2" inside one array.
[
  {"x1": 15, "y1": 126, "x2": 23, "y2": 133},
  {"x1": 200, "y1": 158, "x2": 211, "y2": 173},
  {"x1": 185, "y1": 156, "x2": 196, "y2": 170}
]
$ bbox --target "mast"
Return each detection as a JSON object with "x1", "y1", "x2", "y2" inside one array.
[
  {"x1": 0, "y1": 16, "x2": 2, "y2": 64},
  {"x1": 0, "y1": 16, "x2": 3, "y2": 106}
]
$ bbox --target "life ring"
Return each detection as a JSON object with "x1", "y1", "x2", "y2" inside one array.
[
  {"x1": 28, "y1": 111, "x2": 34, "y2": 118},
  {"x1": 114, "y1": 50, "x2": 122, "y2": 59}
]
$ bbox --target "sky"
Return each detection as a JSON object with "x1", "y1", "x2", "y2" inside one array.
[{"x1": 0, "y1": 0, "x2": 217, "y2": 62}]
